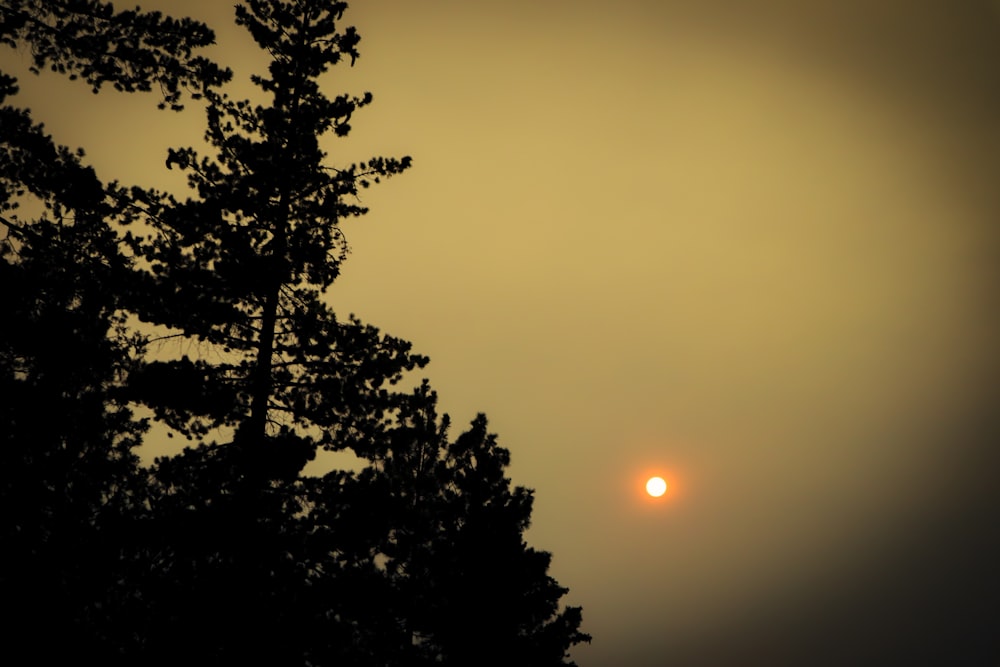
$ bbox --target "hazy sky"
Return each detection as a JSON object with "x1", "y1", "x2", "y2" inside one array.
[{"x1": 7, "y1": 1, "x2": 1000, "y2": 664}]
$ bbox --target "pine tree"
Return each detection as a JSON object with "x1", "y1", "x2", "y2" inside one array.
[
  {"x1": 113, "y1": 5, "x2": 424, "y2": 654},
  {"x1": 374, "y1": 392, "x2": 592, "y2": 665},
  {"x1": 0, "y1": 1, "x2": 227, "y2": 657},
  {"x1": 119, "y1": 0, "x2": 416, "y2": 470}
]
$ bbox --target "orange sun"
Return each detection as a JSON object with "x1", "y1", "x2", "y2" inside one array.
[{"x1": 645, "y1": 476, "x2": 667, "y2": 497}]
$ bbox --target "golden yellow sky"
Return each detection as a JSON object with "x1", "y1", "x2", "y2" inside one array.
[{"x1": 7, "y1": 1, "x2": 999, "y2": 663}]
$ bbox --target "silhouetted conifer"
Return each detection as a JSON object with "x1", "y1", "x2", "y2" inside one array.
[
  {"x1": 0, "y1": 1, "x2": 226, "y2": 656},
  {"x1": 1, "y1": 1, "x2": 590, "y2": 663}
]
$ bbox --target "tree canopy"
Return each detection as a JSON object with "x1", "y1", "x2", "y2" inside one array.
[{"x1": 0, "y1": 1, "x2": 590, "y2": 664}]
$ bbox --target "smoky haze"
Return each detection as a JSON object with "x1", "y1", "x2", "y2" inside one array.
[{"x1": 7, "y1": 0, "x2": 999, "y2": 664}]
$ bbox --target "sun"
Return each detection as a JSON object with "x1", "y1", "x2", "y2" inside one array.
[{"x1": 645, "y1": 476, "x2": 667, "y2": 497}]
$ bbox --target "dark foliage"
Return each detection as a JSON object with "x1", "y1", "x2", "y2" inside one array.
[
  {"x1": 0, "y1": 3, "x2": 173, "y2": 651},
  {"x1": 0, "y1": 0, "x2": 230, "y2": 108},
  {"x1": 0, "y1": 1, "x2": 590, "y2": 663}
]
